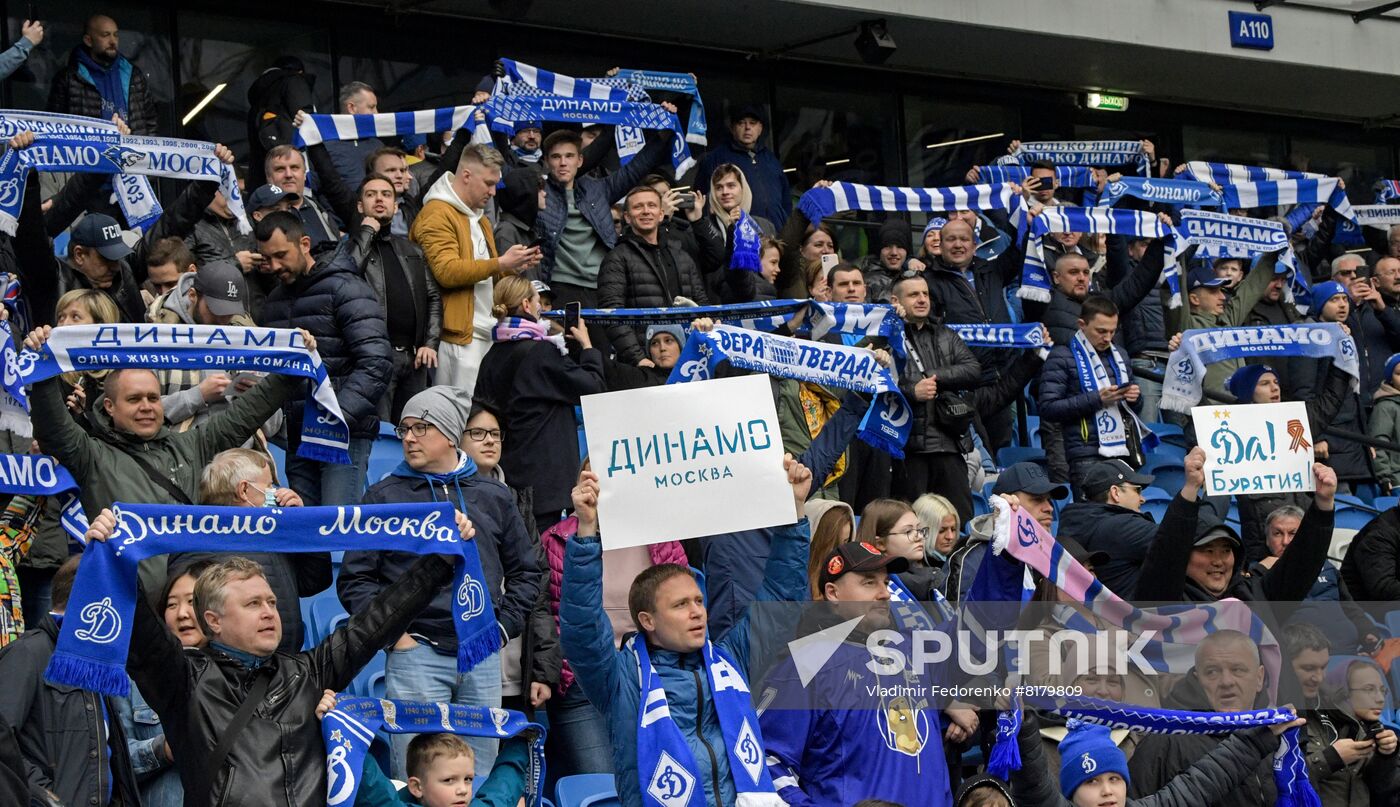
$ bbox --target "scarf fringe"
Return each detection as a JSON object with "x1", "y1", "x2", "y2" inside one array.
[
  {"x1": 1017, "y1": 285, "x2": 1051, "y2": 303},
  {"x1": 985, "y1": 717, "x2": 1022, "y2": 779},
  {"x1": 457, "y1": 623, "x2": 503, "y2": 671},
  {"x1": 295, "y1": 441, "x2": 351, "y2": 466},
  {"x1": 45, "y1": 652, "x2": 130, "y2": 697}
]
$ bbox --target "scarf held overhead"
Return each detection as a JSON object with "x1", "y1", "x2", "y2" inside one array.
[
  {"x1": 630, "y1": 636, "x2": 783, "y2": 807},
  {"x1": 667, "y1": 323, "x2": 911, "y2": 458},
  {"x1": 1020, "y1": 207, "x2": 1179, "y2": 305},
  {"x1": 6, "y1": 324, "x2": 352, "y2": 464},
  {"x1": 324, "y1": 697, "x2": 545, "y2": 807},
  {"x1": 796, "y1": 182, "x2": 1027, "y2": 236},
  {"x1": 47, "y1": 502, "x2": 499, "y2": 697},
  {"x1": 294, "y1": 106, "x2": 483, "y2": 148},
  {"x1": 1003, "y1": 140, "x2": 1148, "y2": 174},
  {"x1": 1161, "y1": 323, "x2": 1358, "y2": 413},
  {"x1": 1176, "y1": 210, "x2": 1305, "y2": 305}
]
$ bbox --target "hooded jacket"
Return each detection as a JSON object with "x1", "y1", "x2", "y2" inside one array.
[
  {"x1": 259, "y1": 245, "x2": 392, "y2": 438},
  {"x1": 597, "y1": 231, "x2": 712, "y2": 363},
  {"x1": 338, "y1": 456, "x2": 545, "y2": 650},
  {"x1": 559, "y1": 520, "x2": 809, "y2": 807},
  {"x1": 411, "y1": 172, "x2": 503, "y2": 346},
  {"x1": 693, "y1": 131, "x2": 792, "y2": 229},
  {"x1": 1371, "y1": 384, "x2": 1400, "y2": 488},
  {"x1": 48, "y1": 46, "x2": 157, "y2": 134},
  {"x1": 691, "y1": 168, "x2": 776, "y2": 290},
  {"x1": 936, "y1": 512, "x2": 996, "y2": 604}
]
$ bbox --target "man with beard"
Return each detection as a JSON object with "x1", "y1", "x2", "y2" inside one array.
[
  {"x1": 347, "y1": 174, "x2": 441, "y2": 423},
  {"x1": 759, "y1": 542, "x2": 955, "y2": 807}
]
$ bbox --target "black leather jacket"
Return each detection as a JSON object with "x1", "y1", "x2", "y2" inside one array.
[
  {"x1": 127, "y1": 554, "x2": 455, "y2": 807},
  {"x1": 349, "y1": 224, "x2": 443, "y2": 350}
]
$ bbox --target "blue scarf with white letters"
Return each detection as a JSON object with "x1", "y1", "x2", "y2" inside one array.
[
  {"x1": 730, "y1": 210, "x2": 762, "y2": 272},
  {"x1": 0, "y1": 115, "x2": 246, "y2": 235},
  {"x1": 46, "y1": 502, "x2": 499, "y2": 697},
  {"x1": 608, "y1": 69, "x2": 708, "y2": 145},
  {"x1": 1161, "y1": 323, "x2": 1359, "y2": 413},
  {"x1": 1021, "y1": 207, "x2": 1179, "y2": 305},
  {"x1": 0, "y1": 453, "x2": 88, "y2": 545},
  {"x1": 294, "y1": 106, "x2": 482, "y2": 148},
  {"x1": 5, "y1": 324, "x2": 352, "y2": 464},
  {"x1": 1176, "y1": 210, "x2": 1306, "y2": 305},
  {"x1": 1091, "y1": 175, "x2": 1225, "y2": 209},
  {"x1": 946, "y1": 323, "x2": 1047, "y2": 350},
  {"x1": 1001, "y1": 140, "x2": 1148, "y2": 174},
  {"x1": 1070, "y1": 329, "x2": 1153, "y2": 458},
  {"x1": 324, "y1": 697, "x2": 545, "y2": 807},
  {"x1": 667, "y1": 324, "x2": 911, "y2": 457},
  {"x1": 630, "y1": 635, "x2": 782, "y2": 807}
]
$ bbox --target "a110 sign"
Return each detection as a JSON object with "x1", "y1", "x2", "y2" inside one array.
[{"x1": 1228, "y1": 11, "x2": 1274, "y2": 50}]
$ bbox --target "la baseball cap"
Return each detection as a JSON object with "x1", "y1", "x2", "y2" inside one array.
[{"x1": 192, "y1": 260, "x2": 248, "y2": 317}]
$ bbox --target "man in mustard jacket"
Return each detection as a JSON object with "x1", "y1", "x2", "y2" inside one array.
[{"x1": 410, "y1": 144, "x2": 541, "y2": 393}]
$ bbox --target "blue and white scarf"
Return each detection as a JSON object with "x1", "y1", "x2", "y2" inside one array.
[
  {"x1": 488, "y1": 61, "x2": 693, "y2": 174},
  {"x1": 974, "y1": 165, "x2": 1095, "y2": 188},
  {"x1": 796, "y1": 182, "x2": 1026, "y2": 236},
  {"x1": 1221, "y1": 178, "x2": 1354, "y2": 221},
  {"x1": 0, "y1": 110, "x2": 162, "y2": 233},
  {"x1": 888, "y1": 574, "x2": 951, "y2": 628},
  {"x1": 6, "y1": 324, "x2": 352, "y2": 465},
  {"x1": 0, "y1": 124, "x2": 247, "y2": 236},
  {"x1": 1091, "y1": 175, "x2": 1225, "y2": 209},
  {"x1": 668, "y1": 324, "x2": 911, "y2": 457},
  {"x1": 630, "y1": 635, "x2": 783, "y2": 807},
  {"x1": 1352, "y1": 204, "x2": 1400, "y2": 230},
  {"x1": 323, "y1": 697, "x2": 545, "y2": 807},
  {"x1": 1010, "y1": 697, "x2": 1320, "y2": 807},
  {"x1": 945, "y1": 323, "x2": 1047, "y2": 350},
  {"x1": 730, "y1": 209, "x2": 762, "y2": 272},
  {"x1": 1178, "y1": 161, "x2": 1320, "y2": 186},
  {"x1": 47, "y1": 502, "x2": 499, "y2": 697},
  {"x1": 1020, "y1": 207, "x2": 1179, "y2": 305},
  {"x1": 1162, "y1": 323, "x2": 1359, "y2": 413},
  {"x1": 294, "y1": 106, "x2": 482, "y2": 148},
  {"x1": 0, "y1": 453, "x2": 88, "y2": 546},
  {"x1": 609, "y1": 69, "x2": 707, "y2": 145},
  {"x1": 1176, "y1": 210, "x2": 1305, "y2": 305},
  {"x1": 1070, "y1": 329, "x2": 1153, "y2": 458},
  {"x1": 1001, "y1": 140, "x2": 1148, "y2": 175},
  {"x1": 0, "y1": 319, "x2": 29, "y2": 438}
]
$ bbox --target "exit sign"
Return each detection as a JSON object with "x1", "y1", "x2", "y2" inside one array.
[{"x1": 1229, "y1": 10, "x2": 1274, "y2": 50}]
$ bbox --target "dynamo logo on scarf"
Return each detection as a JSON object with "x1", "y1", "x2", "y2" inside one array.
[
  {"x1": 1161, "y1": 323, "x2": 1358, "y2": 413},
  {"x1": 1092, "y1": 176, "x2": 1224, "y2": 209}
]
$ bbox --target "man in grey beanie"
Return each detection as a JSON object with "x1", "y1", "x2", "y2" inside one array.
[{"x1": 337, "y1": 385, "x2": 545, "y2": 778}]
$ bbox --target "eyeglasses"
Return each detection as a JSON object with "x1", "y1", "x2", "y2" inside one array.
[
  {"x1": 465, "y1": 428, "x2": 502, "y2": 443},
  {"x1": 886, "y1": 526, "x2": 929, "y2": 542},
  {"x1": 1335, "y1": 269, "x2": 1359, "y2": 278},
  {"x1": 1351, "y1": 685, "x2": 1389, "y2": 698},
  {"x1": 394, "y1": 422, "x2": 433, "y2": 439}
]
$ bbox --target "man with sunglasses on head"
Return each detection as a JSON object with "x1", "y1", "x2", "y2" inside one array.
[{"x1": 337, "y1": 386, "x2": 544, "y2": 780}]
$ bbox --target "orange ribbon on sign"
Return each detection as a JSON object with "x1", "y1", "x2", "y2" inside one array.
[{"x1": 1287, "y1": 419, "x2": 1310, "y2": 452}]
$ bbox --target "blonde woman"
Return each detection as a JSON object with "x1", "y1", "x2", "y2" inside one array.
[
  {"x1": 54, "y1": 288, "x2": 120, "y2": 415},
  {"x1": 913, "y1": 493, "x2": 961, "y2": 568},
  {"x1": 474, "y1": 275, "x2": 605, "y2": 529}
]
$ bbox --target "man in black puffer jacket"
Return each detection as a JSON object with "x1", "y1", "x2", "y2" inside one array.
[
  {"x1": 891, "y1": 273, "x2": 982, "y2": 523},
  {"x1": 597, "y1": 186, "x2": 711, "y2": 364},
  {"x1": 255, "y1": 211, "x2": 391, "y2": 505}
]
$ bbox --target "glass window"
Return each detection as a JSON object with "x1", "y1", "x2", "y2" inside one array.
[
  {"x1": 176, "y1": 11, "x2": 332, "y2": 159},
  {"x1": 1288, "y1": 138, "x2": 1394, "y2": 203},
  {"x1": 1182, "y1": 124, "x2": 1285, "y2": 168},
  {"x1": 904, "y1": 98, "x2": 1018, "y2": 189},
  {"x1": 8, "y1": 5, "x2": 172, "y2": 133},
  {"x1": 773, "y1": 83, "x2": 900, "y2": 192}
]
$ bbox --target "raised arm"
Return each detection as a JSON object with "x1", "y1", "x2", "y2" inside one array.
[
  {"x1": 1132, "y1": 448, "x2": 1206, "y2": 602},
  {"x1": 1221, "y1": 250, "x2": 1281, "y2": 327},
  {"x1": 1260, "y1": 466, "x2": 1336, "y2": 602},
  {"x1": 557, "y1": 472, "x2": 624, "y2": 706},
  {"x1": 1133, "y1": 727, "x2": 1279, "y2": 807}
]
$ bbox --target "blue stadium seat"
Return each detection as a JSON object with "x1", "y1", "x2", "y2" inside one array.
[
  {"x1": 996, "y1": 446, "x2": 1046, "y2": 468},
  {"x1": 1150, "y1": 465, "x2": 1185, "y2": 497},
  {"x1": 1142, "y1": 501, "x2": 1169, "y2": 522},
  {"x1": 350, "y1": 652, "x2": 386, "y2": 697},
  {"x1": 1140, "y1": 454, "x2": 1184, "y2": 474},
  {"x1": 1354, "y1": 482, "x2": 1381, "y2": 504},
  {"x1": 1147, "y1": 422, "x2": 1184, "y2": 439},
  {"x1": 1335, "y1": 494, "x2": 1376, "y2": 512},
  {"x1": 1148, "y1": 442, "x2": 1187, "y2": 464},
  {"x1": 1377, "y1": 496, "x2": 1399, "y2": 513},
  {"x1": 1336, "y1": 508, "x2": 1378, "y2": 532},
  {"x1": 1386, "y1": 610, "x2": 1400, "y2": 640},
  {"x1": 1141, "y1": 486, "x2": 1173, "y2": 502},
  {"x1": 311, "y1": 596, "x2": 348, "y2": 641},
  {"x1": 300, "y1": 598, "x2": 319, "y2": 649},
  {"x1": 556, "y1": 774, "x2": 619, "y2": 807},
  {"x1": 1022, "y1": 415, "x2": 1042, "y2": 448},
  {"x1": 973, "y1": 492, "x2": 990, "y2": 517},
  {"x1": 266, "y1": 441, "x2": 287, "y2": 485}
]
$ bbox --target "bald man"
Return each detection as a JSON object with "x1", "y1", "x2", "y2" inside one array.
[{"x1": 48, "y1": 13, "x2": 158, "y2": 134}]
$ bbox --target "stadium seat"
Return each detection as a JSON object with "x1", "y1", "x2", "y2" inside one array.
[
  {"x1": 973, "y1": 492, "x2": 990, "y2": 517},
  {"x1": 1022, "y1": 415, "x2": 1042, "y2": 448},
  {"x1": 1140, "y1": 454, "x2": 1183, "y2": 474},
  {"x1": 1336, "y1": 508, "x2": 1378, "y2": 532},
  {"x1": 1149, "y1": 443, "x2": 1187, "y2": 464},
  {"x1": 1147, "y1": 422, "x2": 1183, "y2": 439},
  {"x1": 311, "y1": 596, "x2": 348, "y2": 642},
  {"x1": 1354, "y1": 482, "x2": 1381, "y2": 504},
  {"x1": 266, "y1": 441, "x2": 287, "y2": 485},
  {"x1": 1141, "y1": 486, "x2": 1173, "y2": 502},
  {"x1": 1335, "y1": 494, "x2": 1376, "y2": 512},
  {"x1": 996, "y1": 446, "x2": 1046, "y2": 468},
  {"x1": 350, "y1": 651, "x2": 385, "y2": 697},
  {"x1": 1329, "y1": 528, "x2": 1359, "y2": 564},
  {"x1": 1376, "y1": 496, "x2": 1399, "y2": 513},
  {"x1": 300, "y1": 598, "x2": 319, "y2": 649},
  {"x1": 1142, "y1": 501, "x2": 1169, "y2": 522},
  {"x1": 556, "y1": 774, "x2": 619, "y2": 807},
  {"x1": 1147, "y1": 465, "x2": 1185, "y2": 497},
  {"x1": 1386, "y1": 610, "x2": 1400, "y2": 640}
]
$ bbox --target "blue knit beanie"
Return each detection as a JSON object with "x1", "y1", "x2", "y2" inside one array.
[
  {"x1": 1226, "y1": 364, "x2": 1275, "y2": 404},
  {"x1": 1058, "y1": 721, "x2": 1129, "y2": 799},
  {"x1": 1309, "y1": 280, "x2": 1348, "y2": 315},
  {"x1": 922, "y1": 216, "x2": 950, "y2": 240},
  {"x1": 1386, "y1": 353, "x2": 1400, "y2": 387}
]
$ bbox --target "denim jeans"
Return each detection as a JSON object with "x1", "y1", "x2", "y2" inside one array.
[
  {"x1": 285, "y1": 436, "x2": 372, "y2": 506},
  {"x1": 544, "y1": 685, "x2": 614, "y2": 793},
  {"x1": 384, "y1": 643, "x2": 502, "y2": 780},
  {"x1": 1130, "y1": 356, "x2": 1166, "y2": 424}
]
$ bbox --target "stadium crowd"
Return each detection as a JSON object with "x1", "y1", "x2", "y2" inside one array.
[{"x1": 2, "y1": 12, "x2": 1400, "y2": 807}]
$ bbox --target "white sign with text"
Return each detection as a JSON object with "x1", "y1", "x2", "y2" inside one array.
[
  {"x1": 1192, "y1": 401, "x2": 1315, "y2": 496},
  {"x1": 581, "y1": 373, "x2": 794, "y2": 549}
]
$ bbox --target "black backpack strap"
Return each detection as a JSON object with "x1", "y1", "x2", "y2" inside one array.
[
  {"x1": 205, "y1": 670, "x2": 271, "y2": 793},
  {"x1": 125, "y1": 453, "x2": 193, "y2": 505}
]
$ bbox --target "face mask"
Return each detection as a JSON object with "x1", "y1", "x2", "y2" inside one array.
[{"x1": 260, "y1": 486, "x2": 277, "y2": 508}]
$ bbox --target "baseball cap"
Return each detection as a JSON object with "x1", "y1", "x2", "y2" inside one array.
[
  {"x1": 817, "y1": 542, "x2": 909, "y2": 591},
  {"x1": 992, "y1": 461, "x2": 1069, "y2": 500},
  {"x1": 1187, "y1": 265, "x2": 1230, "y2": 291},
  {"x1": 1057, "y1": 534, "x2": 1109, "y2": 570},
  {"x1": 192, "y1": 261, "x2": 248, "y2": 317},
  {"x1": 530, "y1": 280, "x2": 552, "y2": 298},
  {"x1": 247, "y1": 183, "x2": 300, "y2": 212},
  {"x1": 1193, "y1": 523, "x2": 1242, "y2": 549},
  {"x1": 1081, "y1": 460, "x2": 1155, "y2": 499},
  {"x1": 71, "y1": 214, "x2": 134, "y2": 261}
]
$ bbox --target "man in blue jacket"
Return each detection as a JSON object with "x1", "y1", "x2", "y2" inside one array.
[
  {"x1": 560, "y1": 457, "x2": 812, "y2": 807},
  {"x1": 338, "y1": 386, "x2": 544, "y2": 780},
  {"x1": 693, "y1": 105, "x2": 791, "y2": 229}
]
